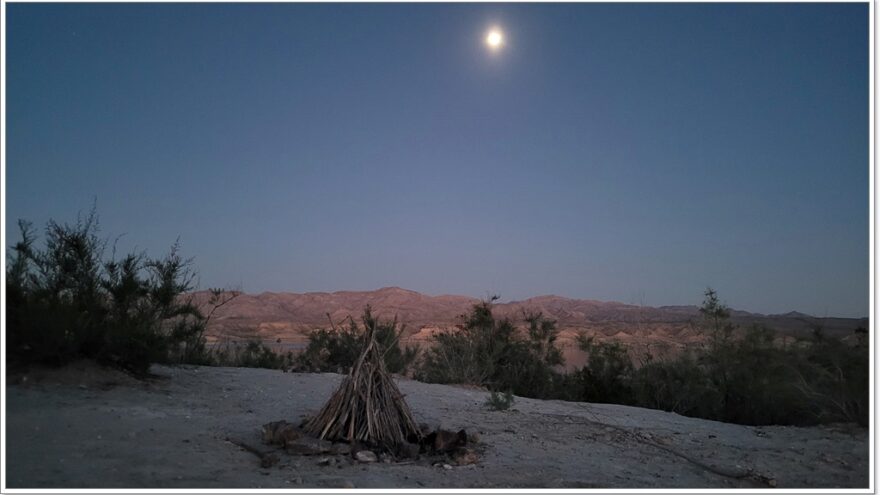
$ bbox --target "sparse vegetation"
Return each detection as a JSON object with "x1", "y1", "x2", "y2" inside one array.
[
  {"x1": 6, "y1": 210, "x2": 221, "y2": 375},
  {"x1": 485, "y1": 390, "x2": 515, "y2": 411},
  {"x1": 414, "y1": 289, "x2": 868, "y2": 427},
  {"x1": 295, "y1": 307, "x2": 419, "y2": 374},
  {"x1": 8, "y1": 212, "x2": 865, "y2": 427},
  {"x1": 582, "y1": 288, "x2": 869, "y2": 426},
  {"x1": 207, "y1": 339, "x2": 294, "y2": 369}
]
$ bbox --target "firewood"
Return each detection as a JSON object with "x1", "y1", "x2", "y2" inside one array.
[{"x1": 304, "y1": 308, "x2": 421, "y2": 453}]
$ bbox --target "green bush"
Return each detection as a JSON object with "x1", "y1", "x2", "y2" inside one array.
[
  {"x1": 416, "y1": 300, "x2": 566, "y2": 398},
  {"x1": 6, "y1": 211, "x2": 214, "y2": 374},
  {"x1": 414, "y1": 288, "x2": 868, "y2": 427},
  {"x1": 630, "y1": 350, "x2": 720, "y2": 418},
  {"x1": 625, "y1": 289, "x2": 868, "y2": 426},
  {"x1": 485, "y1": 390, "x2": 515, "y2": 411},
  {"x1": 295, "y1": 306, "x2": 418, "y2": 374},
  {"x1": 794, "y1": 328, "x2": 868, "y2": 425},
  {"x1": 574, "y1": 335, "x2": 635, "y2": 405}
]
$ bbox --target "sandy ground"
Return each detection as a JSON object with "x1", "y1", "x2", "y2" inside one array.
[{"x1": 5, "y1": 362, "x2": 869, "y2": 489}]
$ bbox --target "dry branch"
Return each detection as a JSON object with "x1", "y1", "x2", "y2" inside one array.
[{"x1": 304, "y1": 307, "x2": 421, "y2": 453}]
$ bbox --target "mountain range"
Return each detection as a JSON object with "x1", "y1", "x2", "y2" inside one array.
[{"x1": 194, "y1": 287, "x2": 867, "y2": 368}]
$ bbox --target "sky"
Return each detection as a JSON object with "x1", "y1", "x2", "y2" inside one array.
[{"x1": 5, "y1": 3, "x2": 869, "y2": 317}]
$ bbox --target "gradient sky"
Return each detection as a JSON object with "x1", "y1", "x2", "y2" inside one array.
[{"x1": 5, "y1": 3, "x2": 869, "y2": 317}]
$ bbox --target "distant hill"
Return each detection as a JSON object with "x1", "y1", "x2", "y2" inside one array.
[{"x1": 192, "y1": 287, "x2": 867, "y2": 368}]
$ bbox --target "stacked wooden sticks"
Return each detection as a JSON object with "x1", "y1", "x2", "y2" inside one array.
[{"x1": 304, "y1": 308, "x2": 421, "y2": 452}]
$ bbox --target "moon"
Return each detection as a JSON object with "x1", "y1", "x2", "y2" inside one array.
[{"x1": 485, "y1": 28, "x2": 504, "y2": 51}]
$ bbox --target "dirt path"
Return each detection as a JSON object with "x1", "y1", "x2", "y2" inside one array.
[{"x1": 5, "y1": 362, "x2": 869, "y2": 488}]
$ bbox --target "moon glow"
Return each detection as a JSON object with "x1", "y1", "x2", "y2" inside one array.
[{"x1": 485, "y1": 28, "x2": 504, "y2": 50}]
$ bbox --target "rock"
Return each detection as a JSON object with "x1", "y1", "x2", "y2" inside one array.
[
  {"x1": 355, "y1": 450, "x2": 378, "y2": 463},
  {"x1": 262, "y1": 421, "x2": 301, "y2": 446},
  {"x1": 338, "y1": 480, "x2": 355, "y2": 489},
  {"x1": 454, "y1": 448, "x2": 480, "y2": 466},
  {"x1": 317, "y1": 457, "x2": 333, "y2": 466},
  {"x1": 431, "y1": 429, "x2": 468, "y2": 453},
  {"x1": 442, "y1": 463, "x2": 453, "y2": 470},
  {"x1": 467, "y1": 432, "x2": 481, "y2": 444},
  {"x1": 768, "y1": 478, "x2": 777, "y2": 488}
]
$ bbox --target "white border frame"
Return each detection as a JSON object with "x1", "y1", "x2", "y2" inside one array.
[{"x1": 0, "y1": 0, "x2": 874, "y2": 494}]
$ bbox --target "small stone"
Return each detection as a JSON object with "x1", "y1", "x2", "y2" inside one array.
[
  {"x1": 768, "y1": 479, "x2": 777, "y2": 488},
  {"x1": 442, "y1": 463, "x2": 453, "y2": 470},
  {"x1": 317, "y1": 457, "x2": 333, "y2": 466},
  {"x1": 355, "y1": 450, "x2": 378, "y2": 463},
  {"x1": 338, "y1": 480, "x2": 355, "y2": 489}
]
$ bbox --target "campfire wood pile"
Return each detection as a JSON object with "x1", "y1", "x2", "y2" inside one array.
[{"x1": 303, "y1": 308, "x2": 421, "y2": 454}]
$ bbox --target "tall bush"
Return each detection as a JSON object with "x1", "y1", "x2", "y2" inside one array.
[{"x1": 6, "y1": 210, "x2": 212, "y2": 374}]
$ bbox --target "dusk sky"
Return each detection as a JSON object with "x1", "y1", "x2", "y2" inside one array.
[{"x1": 6, "y1": 3, "x2": 869, "y2": 317}]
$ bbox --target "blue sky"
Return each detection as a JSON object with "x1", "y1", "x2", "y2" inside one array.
[{"x1": 5, "y1": 3, "x2": 869, "y2": 317}]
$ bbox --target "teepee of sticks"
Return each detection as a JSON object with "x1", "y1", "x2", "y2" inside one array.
[{"x1": 303, "y1": 308, "x2": 421, "y2": 452}]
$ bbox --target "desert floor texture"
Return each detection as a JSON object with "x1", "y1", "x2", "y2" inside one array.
[{"x1": 5, "y1": 362, "x2": 869, "y2": 489}]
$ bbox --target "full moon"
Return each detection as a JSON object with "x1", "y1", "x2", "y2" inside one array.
[{"x1": 485, "y1": 29, "x2": 504, "y2": 50}]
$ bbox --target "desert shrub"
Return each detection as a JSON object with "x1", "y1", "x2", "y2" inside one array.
[
  {"x1": 416, "y1": 300, "x2": 565, "y2": 398},
  {"x1": 573, "y1": 335, "x2": 635, "y2": 405},
  {"x1": 629, "y1": 325, "x2": 810, "y2": 425},
  {"x1": 793, "y1": 328, "x2": 869, "y2": 426},
  {"x1": 6, "y1": 210, "x2": 214, "y2": 374},
  {"x1": 485, "y1": 390, "x2": 515, "y2": 411},
  {"x1": 295, "y1": 306, "x2": 418, "y2": 374},
  {"x1": 625, "y1": 289, "x2": 868, "y2": 426},
  {"x1": 630, "y1": 350, "x2": 720, "y2": 418},
  {"x1": 296, "y1": 326, "x2": 362, "y2": 373},
  {"x1": 705, "y1": 324, "x2": 812, "y2": 425},
  {"x1": 208, "y1": 339, "x2": 292, "y2": 369}
]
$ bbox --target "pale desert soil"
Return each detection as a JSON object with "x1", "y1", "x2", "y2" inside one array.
[{"x1": 5, "y1": 362, "x2": 869, "y2": 489}]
